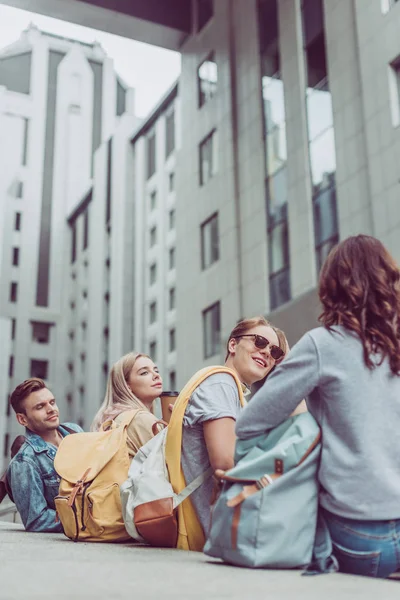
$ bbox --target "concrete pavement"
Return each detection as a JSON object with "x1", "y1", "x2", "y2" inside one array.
[{"x1": 1, "y1": 521, "x2": 398, "y2": 600}]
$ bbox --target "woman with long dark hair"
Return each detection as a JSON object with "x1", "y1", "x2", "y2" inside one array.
[{"x1": 236, "y1": 235, "x2": 400, "y2": 578}]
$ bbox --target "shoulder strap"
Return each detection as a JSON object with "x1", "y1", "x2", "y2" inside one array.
[{"x1": 165, "y1": 365, "x2": 245, "y2": 551}]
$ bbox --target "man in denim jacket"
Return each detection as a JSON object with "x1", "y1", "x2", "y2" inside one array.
[{"x1": 6, "y1": 378, "x2": 82, "y2": 532}]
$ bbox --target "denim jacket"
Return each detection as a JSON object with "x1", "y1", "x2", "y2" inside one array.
[{"x1": 6, "y1": 423, "x2": 83, "y2": 532}]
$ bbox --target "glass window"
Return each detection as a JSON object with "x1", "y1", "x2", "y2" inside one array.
[
  {"x1": 9, "y1": 355, "x2": 14, "y2": 378},
  {"x1": 169, "y1": 328, "x2": 176, "y2": 352},
  {"x1": 266, "y1": 167, "x2": 288, "y2": 223},
  {"x1": 11, "y1": 318, "x2": 16, "y2": 340},
  {"x1": 149, "y1": 263, "x2": 157, "y2": 285},
  {"x1": 169, "y1": 209, "x2": 176, "y2": 230},
  {"x1": 16, "y1": 181, "x2": 23, "y2": 199},
  {"x1": 83, "y1": 209, "x2": 89, "y2": 250},
  {"x1": 169, "y1": 247, "x2": 176, "y2": 270},
  {"x1": 199, "y1": 129, "x2": 218, "y2": 186},
  {"x1": 169, "y1": 370, "x2": 177, "y2": 390},
  {"x1": 169, "y1": 287, "x2": 176, "y2": 310},
  {"x1": 149, "y1": 341, "x2": 157, "y2": 361},
  {"x1": 313, "y1": 184, "x2": 338, "y2": 248},
  {"x1": 165, "y1": 109, "x2": 175, "y2": 158},
  {"x1": 22, "y1": 117, "x2": 29, "y2": 166},
  {"x1": 150, "y1": 226, "x2": 157, "y2": 248},
  {"x1": 30, "y1": 359, "x2": 48, "y2": 380},
  {"x1": 270, "y1": 268, "x2": 291, "y2": 311},
  {"x1": 202, "y1": 301, "x2": 221, "y2": 359},
  {"x1": 197, "y1": 0, "x2": 213, "y2": 31},
  {"x1": 201, "y1": 213, "x2": 219, "y2": 269},
  {"x1": 147, "y1": 131, "x2": 156, "y2": 179},
  {"x1": 149, "y1": 301, "x2": 157, "y2": 324},
  {"x1": 10, "y1": 282, "x2": 17, "y2": 303},
  {"x1": 198, "y1": 53, "x2": 218, "y2": 108},
  {"x1": 12, "y1": 247, "x2": 19, "y2": 267},
  {"x1": 169, "y1": 172, "x2": 175, "y2": 192},
  {"x1": 308, "y1": 127, "x2": 336, "y2": 189},
  {"x1": 150, "y1": 190, "x2": 157, "y2": 211},
  {"x1": 31, "y1": 322, "x2": 51, "y2": 344},
  {"x1": 306, "y1": 80, "x2": 333, "y2": 141},
  {"x1": 71, "y1": 222, "x2": 77, "y2": 264},
  {"x1": 268, "y1": 221, "x2": 290, "y2": 275},
  {"x1": 15, "y1": 212, "x2": 21, "y2": 231}
]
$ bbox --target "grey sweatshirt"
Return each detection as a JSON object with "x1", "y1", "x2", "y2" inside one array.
[{"x1": 236, "y1": 325, "x2": 400, "y2": 520}]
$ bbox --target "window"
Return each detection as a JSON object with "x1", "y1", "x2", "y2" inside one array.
[
  {"x1": 15, "y1": 212, "x2": 21, "y2": 231},
  {"x1": 30, "y1": 359, "x2": 48, "y2": 380},
  {"x1": 71, "y1": 222, "x2": 77, "y2": 264},
  {"x1": 12, "y1": 247, "x2": 19, "y2": 267},
  {"x1": 149, "y1": 263, "x2": 157, "y2": 285},
  {"x1": 149, "y1": 301, "x2": 157, "y2": 324},
  {"x1": 150, "y1": 190, "x2": 157, "y2": 211},
  {"x1": 301, "y1": 0, "x2": 339, "y2": 271},
  {"x1": 169, "y1": 287, "x2": 176, "y2": 310},
  {"x1": 149, "y1": 341, "x2": 157, "y2": 361},
  {"x1": 169, "y1": 371, "x2": 177, "y2": 390},
  {"x1": 199, "y1": 129, "x2": 218, "y2": 186},
  {"x1": 198, "y1": 53, "x2": 218, "y2": 107},
  {"x1": 31, "y1": 322, "x2": 51, "y2": 344},
  {"x1": 196, "y1": 0, "x2": 213, "y2": 31},
  {"x1": 201, "y1": 213, "x2": 219, "y2": 269},
  {"x1": 169, "y1": 247, "x2": 176, "y2": 270},
  {"x1": 165, "y1": 109, "x2": 175, "y2": 158},
  {"x1": 169, "y1": 172, "x2": 175, "y2": 192},
  {"x1": 169, "y1": 209, "x2": 176, "y2": 230},
  {"x1": 150, "y1": 226, "x2": 157, "y2": 248},
  {"x1": 4, "y1": 434, "x2": 9, "y2": 459},
  {"x1": 16, "y1": 181, "x2": 23, "y2": 199},
  {"x1": 381, "y1": 0, "x2": 399, "y2": 14},
  {"x1": 10, "y1": 282, "x2": 17, "y2": 303},
  {"x1": 169, "y1": 328, "x2": 176, "y2": 352},
  {"x1": 202, "y1": 302, "x2": 221, "y2": 359},
  {"x1": 11, "y1": 319, "x2": 16, "y2": 340},
  {"x1": 83, "y1": 209, "x2": 89, "y2": 250},
  {"x1": 22, "y1": 117, "x2": 29, "y2": 166},
  {"x1": 8, "y1": 356, "x2": 14, "y2": 378},
  {"x1": 389, "y1": 57, "x2": 400, "y2": 127},
  {"x1": 147, "y1": 131, "x2": 156, "y2": 179}
]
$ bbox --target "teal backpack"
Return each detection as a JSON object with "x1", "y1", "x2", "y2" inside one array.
[{"x1": 204, "y1": 412, "x2": 337, "y2": 573}]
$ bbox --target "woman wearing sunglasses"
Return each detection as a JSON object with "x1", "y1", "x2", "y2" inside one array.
[
  {"x1": 181, "y1": 316, "x2": 288, "y2": 538},
  {"x1": 237, "y1": 235, "x2": 400, "y2": 578}
]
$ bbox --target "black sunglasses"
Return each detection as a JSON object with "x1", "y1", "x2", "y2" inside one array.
[{"x1": 234, "y1": 334, "x2": 285, "y2": 361}]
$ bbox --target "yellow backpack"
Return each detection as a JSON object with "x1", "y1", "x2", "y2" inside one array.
[{"x1": 54, "y1": 410, "x2": 137, "y2": 542}]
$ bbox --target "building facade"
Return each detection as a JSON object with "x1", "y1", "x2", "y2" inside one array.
[
  {"x1": 0, "y1": 24, "x2": 134, "y2": 467},
  {"x1": 174, "y1": 0, "x2": 400, "y2": 382},
  {"x1": 65, "y1": 83, "x2": 179, "y2": 426}
]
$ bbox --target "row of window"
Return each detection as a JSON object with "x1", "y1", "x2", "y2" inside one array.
[{"x1": 149, "y1": 176, "x2": 175, "y2": 213}]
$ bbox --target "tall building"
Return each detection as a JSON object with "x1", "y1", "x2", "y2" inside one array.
[
  {"x1": 65, "y1": 82, "x2": 179, "y2": 426},
  {"x1": 0, "y1": 24, "x2": 135, "y2": 468}
]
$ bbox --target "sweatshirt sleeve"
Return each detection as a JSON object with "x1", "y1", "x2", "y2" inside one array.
[{"x1": 236, "y1": 332, "x2": 320, "y2": 439}]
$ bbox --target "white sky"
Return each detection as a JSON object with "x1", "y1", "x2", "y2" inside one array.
[{"x1": 0, "y1": 3, "x2": 181, "y2": 118}]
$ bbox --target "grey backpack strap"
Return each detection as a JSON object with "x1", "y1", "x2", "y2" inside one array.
[
  {"x1": 174, "y1": 466, "x2": 214, "y2": 508},
  {"x1": 303, "y1": 511, "x2": 339, "y2": 575}
]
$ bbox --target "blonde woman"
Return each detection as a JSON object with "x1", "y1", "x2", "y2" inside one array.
[{"x1": 91, "y1": 352, "x2": 163, "y2": 459}]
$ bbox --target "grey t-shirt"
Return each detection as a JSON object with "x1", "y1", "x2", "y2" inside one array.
[
  {"x1": 181, "y1": 373, "x2": 242, "y2": 535},
  {"x1": 236, "y1": 325, "x2": 400, "y2": 520}
]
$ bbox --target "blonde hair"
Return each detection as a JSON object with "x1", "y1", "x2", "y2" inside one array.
[{"x1": 91, "y1": 352, "x2": 150, "y2": 431}]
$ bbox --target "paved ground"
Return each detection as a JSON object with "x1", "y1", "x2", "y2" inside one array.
[{"x1": 1, "y1": 521, "x2": 399, "y2": 600}]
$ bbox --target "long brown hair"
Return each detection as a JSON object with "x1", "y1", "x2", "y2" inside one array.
[{"x1": 319, "y1": 235, "x2": 400, "y2": 375}]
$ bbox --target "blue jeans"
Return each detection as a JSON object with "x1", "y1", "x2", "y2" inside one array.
[{"x1": 323, "y1": 509, "x2": 400, "y2": 578}]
